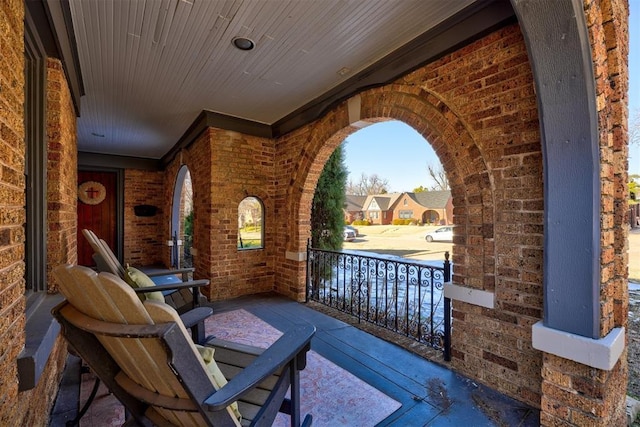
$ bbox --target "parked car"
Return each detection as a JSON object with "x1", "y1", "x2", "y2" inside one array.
[
  {"x1": 344, "y1": 227, "x2": 356, "y2": 242},
  {"x1": 345, "y1": 225, "x2": 359, "y2": 236},
  {"x1": 424, "y1": 226, "x2": 453, "y2": 242}
]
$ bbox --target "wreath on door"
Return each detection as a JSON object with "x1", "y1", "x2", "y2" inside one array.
[{"x1": 78, "y1": 181, "x2": 106, "y2": 205}]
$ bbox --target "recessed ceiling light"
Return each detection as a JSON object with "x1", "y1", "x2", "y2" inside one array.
[{"x1": 232, "y1": 37, "x2": 255, "y2": 51}]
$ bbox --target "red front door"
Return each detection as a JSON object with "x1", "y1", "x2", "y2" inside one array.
[{"x1": 77, "y1": 171, "x2": 117, "y2": 266}]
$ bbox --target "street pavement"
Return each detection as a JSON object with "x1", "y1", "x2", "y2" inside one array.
[
  {"x1": 343, "y1": 225, "x2": 452, "y2": 263},
  {"x1": 345, "y1": 224, "x2": 640, "y2": 282}
]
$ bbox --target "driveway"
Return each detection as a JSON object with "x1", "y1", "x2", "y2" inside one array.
[
  {"x1": 343, "y1": 225, "x2": 452, "y2": 263},
  {"x1": 631, "y1": 227, "x2": 640, "y2": 283},
  {"x1": 345, "y1": 225, "x2": 640, "y2": 282}
]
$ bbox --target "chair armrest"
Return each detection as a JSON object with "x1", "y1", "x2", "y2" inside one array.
[
  {"x1": 132, "y1": 279, "x2": 209, "y2": 294},
  {"x1": 179, "y1": 307, "x2": 213, "y2": 329},
  {"x1": 145, "y1": 267, "x2": 195, "y2": 280},
  {"x1": 203, "y1": 324, "x2": 315, "y2": 411},
  {"x1": 206, "y1": 338, "x2": 264, "y2": 357}
]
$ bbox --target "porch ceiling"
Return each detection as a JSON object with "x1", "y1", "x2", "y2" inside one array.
[{"x1": 65, "y1": 0, "x2": 515, "y2": 160}]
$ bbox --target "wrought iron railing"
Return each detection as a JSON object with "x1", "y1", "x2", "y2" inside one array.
[{"x1": 306, "y1": 241, "x2": 451, "y2": 360}]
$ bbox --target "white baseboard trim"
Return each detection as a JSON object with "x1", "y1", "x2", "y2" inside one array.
[
  {"x1": 532, "y1": 321, "x2": 625, "y2": 371},
  {"x1": 444, "y1": 283, "x2": 495, "y2": 309}
]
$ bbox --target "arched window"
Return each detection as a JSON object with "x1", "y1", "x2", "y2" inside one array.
[
  {"x1": 171, "y1": 166, "x2": 193, "y2": 267},
  {"x1": 238, "y1": 196, "x2": 264, "y2": 250}
]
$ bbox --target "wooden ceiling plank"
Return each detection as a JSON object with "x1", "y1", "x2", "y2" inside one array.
[
  {"x1": 143, "y1": 1, "x2": 173, "y2": 103},
  {"x1": 174, "y1": 2, "x2": 239, "y2": 107},
  {"x1": 151, "y1": 0, "x2": 194, "y2": 105},
  {"x1": 135, "y1": 0, "x2": 163, "y2": 102}
]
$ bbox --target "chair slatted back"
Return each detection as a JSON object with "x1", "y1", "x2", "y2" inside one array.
[{"x1": 81, "y1": 229, "x2": 126, "y2": 277}]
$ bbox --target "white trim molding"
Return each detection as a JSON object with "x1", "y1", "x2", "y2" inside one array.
[
  {"x1": 532, "y1": 321, "x2": 625, "y2": 371},
  {"x1": 444, "y1": 283, "x2": 495, "y2": 309},
  {"x1": 286, "y1": 251, "x2": 306, "y2": 262}
]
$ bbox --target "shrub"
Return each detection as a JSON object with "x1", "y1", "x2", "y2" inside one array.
[
  {"x1": 392, "y1": 218, "x2": 419, "y2": 225},
  {"x1": 352, "y1": 219, "x2": 371, "y2": 226}
]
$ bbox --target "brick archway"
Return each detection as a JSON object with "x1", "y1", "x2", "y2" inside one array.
[
  {"x1": 360, "y1": 86, "x2": 496, "y2": 291},
  {"x1": 279, "y1": 23, "x2": 546, "y2": 408},
  {"x1": 273, "y1": 11, "x2": 628, "y2": 420},
  {"x1": 287, "y1": 84, "x2": 496, "y2": 294}
]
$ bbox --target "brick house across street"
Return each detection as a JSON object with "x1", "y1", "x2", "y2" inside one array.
[
  {"x1": 346, "y1": 191, "x2": 453, "y2": 225},
  {"x1": 344, "y1": 194, "x2": 367, "y2": 223}
]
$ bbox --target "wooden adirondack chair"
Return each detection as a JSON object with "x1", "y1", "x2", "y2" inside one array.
[
  {"x1": 82, "y1": 228, "x2": 212, "y2": 343},
  {"x1": 53, "y1": 265, "x2": 315, "y2": 427},
  {"x1": 81, "y1": 229, "x2": 208, "y2": 310}
]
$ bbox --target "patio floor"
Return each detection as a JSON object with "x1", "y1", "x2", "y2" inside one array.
[{"x1": 49, "y1": 293, "x2": 539, "y2": 426}]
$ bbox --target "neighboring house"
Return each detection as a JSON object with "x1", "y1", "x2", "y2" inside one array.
[
  {"x1": 397, "y1": 191, "x2": 453, "y2": 225},
  {"x1": 344, "y1": 194, "x2": 367, "y2": 223},
  {"x1": 349, "y1": 191, "x2": 453, "y2": 225},
  {"x1": 361, "y1": 193, "x2": 403, "y2": 225}
]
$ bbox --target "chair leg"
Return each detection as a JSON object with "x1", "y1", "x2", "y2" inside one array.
[
  {"x1": 301, "y1": 414, "x2": 313, "y2": 427},
  {"x1": 67, "y1": 375, "x2": 101, "y2": 427},
  {"x1": 289, "y1": 359, "x2": 301, "y2": 427},
  {"x1": 192, "y1": 321, "x2": 205, "y2": 344}
]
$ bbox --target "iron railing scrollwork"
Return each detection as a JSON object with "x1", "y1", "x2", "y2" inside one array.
[{"x1": 306, "y1": 240, "x2": 452, "y2": 360}]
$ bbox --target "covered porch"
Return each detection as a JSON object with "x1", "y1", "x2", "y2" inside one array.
[
  {"x1": 49, "y1": 294, "x2": 539, "y2": 426},
  {"x1": 3, "y1": 0, "x2": 631, "y2": 426}
]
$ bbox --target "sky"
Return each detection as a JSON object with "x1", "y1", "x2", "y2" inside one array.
[
  {"x1": 344, "y1": 6, "x2": 640, "y2": 191},
  {"x1": 343, "y1": 122, "x2": 438, "y2": 193}
]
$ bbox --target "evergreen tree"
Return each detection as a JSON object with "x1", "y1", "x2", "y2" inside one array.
[
  {"x1": 311, "y1": 144, "x2": 348, "y2": 250},
  {"x1": 184, "y1": 210, "x2": 194, "y2": 237}
]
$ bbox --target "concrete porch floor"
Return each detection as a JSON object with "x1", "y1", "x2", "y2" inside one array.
[{"x1": 50, "y1": 293, "x2": 539, "y2": 426}]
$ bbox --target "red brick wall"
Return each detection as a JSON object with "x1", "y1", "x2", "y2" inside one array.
[
  {"x1": 164, "y1": 128, "x2": 276, "y2": 301},
  {"x1": 274, "y1": 24, "x2": 543, "y2": 406},
  {"x1": 46, "y1": 58, "x2": 78, "y2": 287},
  {"x1": 162, "y1": 132, "x2": 213, "y2": 282},
  {"x1": 16, "y1": 57, "x2": 77, "y2": 427},
  {"x1": 0, "y1": 0, "x2": 625, "y2": 425},
  {"x1": 539, "y1": 1, "x2": 629, "y2": 425},
  {"x1": 268, "y1": 5, "x2": 628, "y2": 423},
  {"x1": 405, "y1": 25, "x2": 542, "y2": 406},
  {"x1": 0, "y1": 1, "x2": 27, "y2": 423},
  {"x1": 1, "y1": 1, "x2": 77, "y2": 419},
  {"x1": 142, "y1": 3, "x2": 627, "y2": 423},
  {"x1": 273, "y1": 114, "x2": 353, "y2": 301},
  {"x1": 124, "y1": 169, "x2": 167, "y2": 266}
]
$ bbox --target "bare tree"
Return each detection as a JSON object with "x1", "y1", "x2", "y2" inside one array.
[
  {"x1": 630, "y1": 109, "x2": 640, "y2": 146},
  {"x1": 427, "y1": 164, "x2": 450, "y2": 190},
  {"x1": 346, "y1": 173, "x2": 389, "y2": 195}
]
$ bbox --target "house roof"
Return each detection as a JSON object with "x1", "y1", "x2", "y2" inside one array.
[
  {"x1": 408, "y1": 191, "x2": 452, "y2": 209},
  {"x1": 344, "y1": 195, "x2": 367, "y2": 212},
  {"x1": 363, "y1": 193, "x2": 403, "y2": 211}
]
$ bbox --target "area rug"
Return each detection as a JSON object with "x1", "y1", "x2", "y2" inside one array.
[
  {"x1": 204, "y1": 309, "x2": 402, "y2": 427},
  {"x1": 78, "y1": 309, "x2": 401, "y2": 426}
]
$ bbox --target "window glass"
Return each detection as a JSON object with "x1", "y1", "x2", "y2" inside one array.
[
  {"x1": 399, "y1": 210, "x2": 413, "y2": 219},
  {"x1": 238, "y1": 197, "x2": 264, "y2": 249}
]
